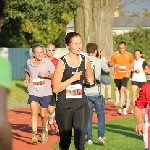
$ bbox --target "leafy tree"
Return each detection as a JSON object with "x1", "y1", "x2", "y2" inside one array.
[
  {"x1": 143, "y1": 8, "x2": 150, "y2": 17},
  {"x1": 129, "y1": 12, "x2": 140, "y2": 17},
  {"x1": 114, "y1": 26, "x2": 150, "y2": 61},
  {"x1": 0, "y1": 0, "x2": 81, "y2": 47}
]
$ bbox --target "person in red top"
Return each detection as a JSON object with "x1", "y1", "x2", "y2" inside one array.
[
  {"x1": 135, "y1": 82, "x2": 150, "y2": 150},
  {"x1": 45, "y1": 43, "x2": 58, "y2": 134},
  {"x1": 109, "y1": 41, "x2": 134, "y2": 115}
]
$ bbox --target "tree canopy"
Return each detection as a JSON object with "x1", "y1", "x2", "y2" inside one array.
[{"x1": 0, "y1": 0, "x2": 81, "y2": 47}]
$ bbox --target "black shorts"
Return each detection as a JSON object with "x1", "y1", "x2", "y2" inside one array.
[
  {"x1": 49, "y1": 92, "x2": 57, "y2": 106},
  {"x1": 114, "y1": 77, "x2": 129, "y2": 90},
  {"x1": 132, "y1": 81, "x2": 146, "y2": 88}
]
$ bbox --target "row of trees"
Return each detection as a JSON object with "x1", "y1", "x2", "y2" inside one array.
[
  {"x1": 120, "y1": 8, "x2": 150, "y2": 17},
  {"x1": 114, "y1": 26, "x2": 150, "y2": 60},
  {"x1": 0, "y1": 0, "x2": 82, "y2": 47},
  {"x1": 0, "y1": 0, "x2": 149, "y2": 59}
]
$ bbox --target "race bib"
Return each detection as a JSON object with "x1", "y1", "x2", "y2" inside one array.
[
  {"x1": 33, "y1": 78, "x2": 45, "y2": 88},
  {"x1": 118, "y1": 66, "x2": 126, "y2": 72},
  {"x1": 66, "y1": 84, "x2": 82, "y2": 99}
]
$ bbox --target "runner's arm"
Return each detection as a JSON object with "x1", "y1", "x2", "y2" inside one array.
[
  {"x1": 129, "y1": 54, "x2": 134, "y2": 71},
  {"x1": 134, "y1": 85, "x2": 147, "y2": 123},
  {"x1": 24, "y1": 71, "x2": 29, "y2": 81},
  {"x1": 108, "y1": 54, "x2": 115, "y2": 67},
  {"x1": 142, "y1": 61, "x2": 149, "y2": 73},
  {"x1": 48, "y1": 61, "x2": 55, "y2": 79},
  {"x1": 134, "y1": 85, "x2": 147, "y2": 135},
  {"x1": 101, "y1": 59, "x2": 110, "y2": 73},
  {"x1": 85, "y1": 58, "x2": 94, "y2": 84}
]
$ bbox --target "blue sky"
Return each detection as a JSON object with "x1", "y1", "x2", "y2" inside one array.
[{"x1": 120, "y1": 0, "x2": 150, "y2": 15}]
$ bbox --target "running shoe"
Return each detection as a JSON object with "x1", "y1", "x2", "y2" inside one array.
[
  {"x1": 122, "y1": 108, "x2": 127, "y2": 115},
  {"x1": 86, "y1": 140, "x2": 93, "y2": 145},
  {"x1": 32, "y1": 134, "x2": 38, "y2": 145},
  {"x1": 98, "y1": 137, "x2": 106, "y2": 146},
  {"x1": 118, "y1": 108, "x2": 122, "y2": 115},
  {"x1": 41, "y1": 131, "x2": 48, "y2": 143}
]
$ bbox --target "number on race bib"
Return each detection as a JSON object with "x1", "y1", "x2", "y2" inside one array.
[
  {"x1": 33, "y1": 78, "x2": 45, "y2": 88},
  {"x1": 66, "y1": 84, "x2": 82, "y2": 99}
]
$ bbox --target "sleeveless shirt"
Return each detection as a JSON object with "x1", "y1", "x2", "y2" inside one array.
[{"x1": 56, "y1": 54, "x2": 87, "y2": 108}]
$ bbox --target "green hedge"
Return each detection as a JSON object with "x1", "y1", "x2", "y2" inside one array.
[{"x1": 113, "y1": 26, "x2": 150, "y2": 61}]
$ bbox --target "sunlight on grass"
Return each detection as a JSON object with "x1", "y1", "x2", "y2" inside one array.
[
  {"x1": 8, "y1": 80, "x2": 28, "y2": 103},
  {"x1": 53, "y1": 117, "x2": 144, "y2": 150},
  {"x1": 8, "y1": 79, "x2": 134, "y2": 104}
]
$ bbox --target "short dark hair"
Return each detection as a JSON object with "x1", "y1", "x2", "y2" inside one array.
[
  {"x1": 32, "y1": 44, "x2": 43, "y2": 52},
  {"x1": 0, "y1": 0, "x2": 5, "y2": 18},
  {"x1": 134, "y1": 49, "x2": 143, "y2": 58},
  {"x1": 86, "y1": 43, "x2": 98, "y2": 54},
  {"x1": 118, "y1": 41, "x2": 126, "y2": 46},
  {"x1": 65, "y1": 32, "x2": 80, "y2": 45}
]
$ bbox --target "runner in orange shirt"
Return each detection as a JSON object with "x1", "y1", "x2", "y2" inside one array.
[{"x1": 109, "y1": 41, "x2": 134, "y2": 115}]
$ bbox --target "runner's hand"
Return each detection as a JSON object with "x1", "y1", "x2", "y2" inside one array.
[
  {"x1": 114, "y1": 64, "x2": 119, "y2": 68},
  {"x1": 24, "y1": 80, "x2": 28, "y2": 87},
  {"x1": 72, "y1": 68, "x2": 82, "y2": 82},
  {"x1": 86, "y1": 77, "x2": 94, "y2": 85},
  {"x1": 39, "y1": 72, "x2": 47, "y2": 78},
  {"x1": 135, "y1": 69, "x2": 140, "y2": 73},
  {"x1": 135, "y1": 121, "x2": 145, "y2": 136}
]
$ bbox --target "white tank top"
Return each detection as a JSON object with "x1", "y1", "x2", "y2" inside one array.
[{"x1": 132, "y1": 58, "x2": 146, "y2": 82}]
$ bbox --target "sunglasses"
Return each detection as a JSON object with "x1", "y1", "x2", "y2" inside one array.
[{"x1": 46, "y1": 48, "x2": 55, "y2": 52}]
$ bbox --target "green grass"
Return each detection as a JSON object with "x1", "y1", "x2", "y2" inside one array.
[
  {"x1": 53, "y1": 117, "x2": 144, "y2": 150},
  {"x1": 8, "y1": 80, "x2": 28, "y2": 103},
  {"x1": 8, "y1": 79, "x2": 134, "y2": 104}
]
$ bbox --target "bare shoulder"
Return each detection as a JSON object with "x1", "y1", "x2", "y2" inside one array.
[
  {"x1": 86, "y1": 57, "x2": 90, "y2": 63},
  {"x1": 55, "y1": 59, "x2": 64, "y2": 70}
]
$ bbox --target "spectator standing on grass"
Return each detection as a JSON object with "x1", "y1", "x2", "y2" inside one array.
[
  {"x1": 97, "y1": 50, "x2": 112, "y2": 101},
  {"x1": 84, "y1": 43, "x2": 110, "y2": 146},
  {"x1": 24, "y1": 44, "x2": 55, "y2": 144},
  {"x1": 0, "y1": 0, "x2": 12, "y2": 149}
]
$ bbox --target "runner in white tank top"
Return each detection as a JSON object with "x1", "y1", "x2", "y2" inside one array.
[{"x1": 131, "y1": 49, "x2": 148, "y2": 114}]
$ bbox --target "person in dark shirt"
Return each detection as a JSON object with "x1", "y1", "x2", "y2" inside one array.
[{"x1": 53, "y1": 32, "x2": 94, "y2": 150}]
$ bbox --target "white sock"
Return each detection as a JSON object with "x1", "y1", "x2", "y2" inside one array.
[
  {"x1": 46, "y1": 120, "x2": 48, "y2": 132},
  {"x1": 115, "y1": 90, "x2": 120, "y2": 103},
  {"x1": 48, "y1": 111, "x2": 55, "y2": 124}
]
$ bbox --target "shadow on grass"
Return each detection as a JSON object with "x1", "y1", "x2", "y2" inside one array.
[
  {"x1": 16, "y1": 83, "x2": 28, "y2": 93},
  {"x1": 93, "y1": 123, "x2": 141, "y2": 140}
]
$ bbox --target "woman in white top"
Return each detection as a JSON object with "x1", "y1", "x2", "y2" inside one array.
[{"x1": 131, "y1": 49, "x2": 148, "y2": 113}]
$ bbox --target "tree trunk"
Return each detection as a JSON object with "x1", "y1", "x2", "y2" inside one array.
[{"x1": 74, "y1": 0, "x2": 120, "y2": 59}]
